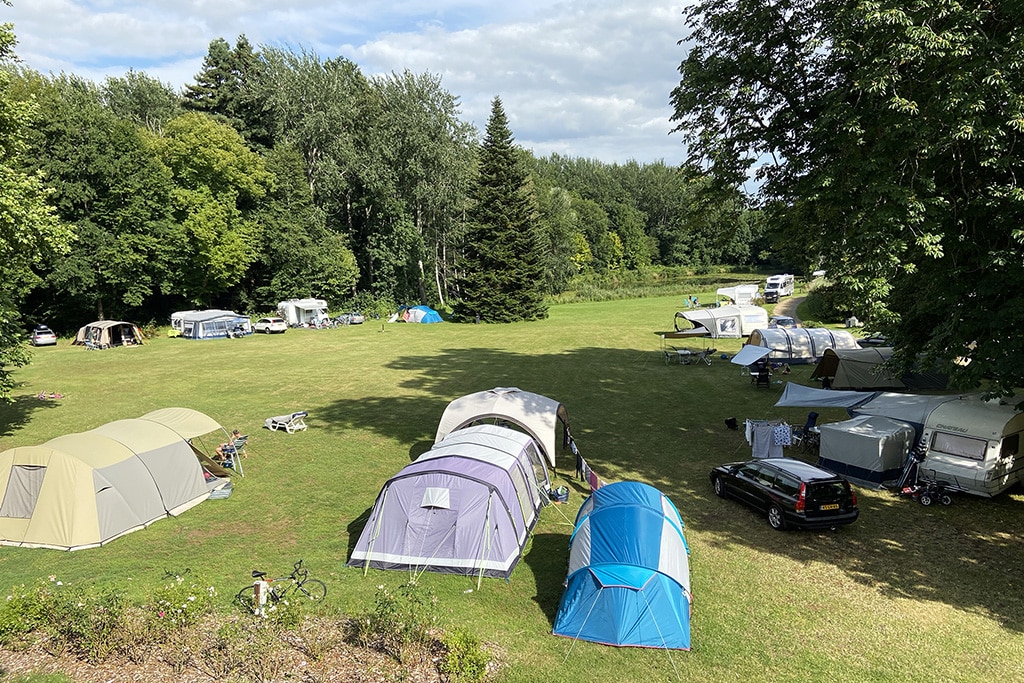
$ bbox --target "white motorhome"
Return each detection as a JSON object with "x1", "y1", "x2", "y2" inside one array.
[
  {"x1": 764, "y1": 274, "x2": 795, "y2": 303},
  {"x1": 277, "y1": 298, "x2": 329, "y2": 327}
]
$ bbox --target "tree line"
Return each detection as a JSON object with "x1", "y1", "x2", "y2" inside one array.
[{"x1": 1, "y1": 30, "x2": 761, "y2": 339}]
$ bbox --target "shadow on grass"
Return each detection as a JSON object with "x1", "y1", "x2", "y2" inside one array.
[
  {"x1": 315, "y1": 345, "x2": 1024, "y2": 632},
  {"x1": 522, "y1": 532, "x2": 570, "y2": 626},
  {"x1": 0, "y1": 390, "x2": 60, "y2": 438}
]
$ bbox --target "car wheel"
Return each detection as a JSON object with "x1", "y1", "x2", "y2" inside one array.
[
  {"x1": 264, "y1": 328, "x2": 272, "y2": 334},
  {"x1": 712, "y1": 475, "x2": 727, "y2": 498},
  {"x1": 767, "y1": 504, "x2": 786, "y2": 530}
]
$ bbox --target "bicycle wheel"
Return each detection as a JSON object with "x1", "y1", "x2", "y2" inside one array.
[
  {"x1": 235, "y1": 585, "x2": 259, "y2": 614},
  {"x1": 295, "y1": 578, "x2": 327, "y2": 602}
]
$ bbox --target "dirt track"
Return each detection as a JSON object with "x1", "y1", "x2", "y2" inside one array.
[{"x1": 772, "y1": 295, "x2": 804, "y2": 323}]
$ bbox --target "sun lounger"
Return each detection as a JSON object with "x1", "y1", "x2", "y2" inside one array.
[{"x1": 264, "y1": 411, "x2": 308, "y2": 433}]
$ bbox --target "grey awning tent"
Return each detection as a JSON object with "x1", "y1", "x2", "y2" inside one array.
[
  {"x1": 434, "y1": 387, "x2": 569, "y2": 468},
  {"x1": 774, "y1": 383, "x2": 877, "y2": 409},
  {"x1": 817, "y1": 415, "x2": 915, "y2": 488},
  {"x1": 674, "y1": 305, "x2": 768, "y2": 339},
  {"x1": 850, "y1": 393, "x2": 963, "y2": 438},
  {"x1": 810, "y1": 347, "x2": 905, "y2": 390}
]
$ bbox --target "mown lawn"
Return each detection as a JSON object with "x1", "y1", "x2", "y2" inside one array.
[{"x1": 1, "y1": 294, "x2": 1023, "y2": 682}]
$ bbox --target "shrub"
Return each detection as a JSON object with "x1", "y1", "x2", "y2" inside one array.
[
  {"x1": 439, "y1": 628, "x2": 490, "y2": 683},
  {"x1": 354, "y1": 581, "x2": 440, "y2": 662},
  {"x1": 150, "y1": 573, "x2": 217, "y2": 634}
]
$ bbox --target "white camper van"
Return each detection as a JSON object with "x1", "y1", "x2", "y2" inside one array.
[
  {"x1": 764, "y1": 274, "x2": 795, "y2": 303},
  {"x1": 277, "y1": 298, "x2": 329, "y2": 327}
]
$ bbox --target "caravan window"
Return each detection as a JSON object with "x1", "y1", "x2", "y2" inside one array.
[
  {"x1": 1000, "y1": 433, "x2": 1020, "y2": 459},
  {"x1": 931, "y1": 432, "x2": 987, "y2": 461}
]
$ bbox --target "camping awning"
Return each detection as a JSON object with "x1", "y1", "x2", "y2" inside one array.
[
  {"x1": 731, "y1": 344, "x2": 771, "y2": 367},
  {"x1": 774, "y1": 384, "x2": 877, "y2": 409},
  {"x1": 141, "y1": 407, "x2": 223, "y2": 439}
]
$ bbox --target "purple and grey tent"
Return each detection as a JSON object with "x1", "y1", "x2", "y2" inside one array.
[{"x1": 348, "y1": 425, "x2": 550, "y2": 586}]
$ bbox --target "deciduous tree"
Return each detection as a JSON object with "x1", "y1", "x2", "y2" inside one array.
[
  {"x1": 672, "y1": 1, "x2": 1024, "y2": 394},
  {"x1": 0, "y1": 24, "x2": 71, "y2": 400}
]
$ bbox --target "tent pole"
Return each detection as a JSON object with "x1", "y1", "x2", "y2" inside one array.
[
  {"x1": 477, "y1": 495, "x2": 493, "y2": 590},
  {"x1": 363, "y1": 488, "x2": 389, "y2": 576}
]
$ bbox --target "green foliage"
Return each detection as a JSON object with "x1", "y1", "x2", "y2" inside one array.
[
  {"x1": 101, "y1": 69, "x2": 181, "y2": 133},
  {"x1": 151, "y1": 574, "x2": 217, "y2": 632},
  {"x1": 0, "y1": 577, "x2": 129, "y2": 663},
  {"x1": 0, "y1": 24, "x2": 71, "y2": 400},
  {"x1": 354, "y1": 581, "x2": 440, "y2": 663},
  {"x1": 146, "y1": 112, "x2": 273, "y2": 306},
  {"x1": 438, "y1": 629, "x2": 490, "y2": 683},
  {"x1": 672, "y1": 0, "x2": 1024, "y2": 394}
]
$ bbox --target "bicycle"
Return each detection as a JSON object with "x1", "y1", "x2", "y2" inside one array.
[{"x1": 235, "y1": 559, "x2": 327, "y2": 613}]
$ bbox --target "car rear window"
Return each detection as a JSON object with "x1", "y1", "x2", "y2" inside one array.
[{"x1": 806, "y1": 481, "x2": 847, "y2": 503}]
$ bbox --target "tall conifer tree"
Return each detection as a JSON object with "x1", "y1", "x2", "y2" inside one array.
[{"x1": 455, "y1": 97, "x2": 547, "y2": 322}]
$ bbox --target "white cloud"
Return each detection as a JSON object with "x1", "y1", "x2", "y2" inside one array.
[{"x1": 3, "y1": 0, "x2": 693, "y2": 164}]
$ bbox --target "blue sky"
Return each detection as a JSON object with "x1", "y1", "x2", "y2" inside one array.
[{"x1": 3, "y1": 1, "x2": 694, "y2": 165}]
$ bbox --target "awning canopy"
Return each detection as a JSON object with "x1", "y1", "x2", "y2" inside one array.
[
  {"x1": 731, "y1": 344, "x2": 772, "y2": 367},
  {"x1": 774, "y1": 383, "x2": 877, "y2": 409}
]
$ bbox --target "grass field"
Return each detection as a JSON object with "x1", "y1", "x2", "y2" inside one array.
[{"x1": 2, "y1": 294, "x2": 1024, "y2": 682}]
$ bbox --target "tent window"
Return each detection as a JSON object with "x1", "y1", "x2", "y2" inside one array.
[
  {"x1": 0, "y1": 465, "x2": 46, "y2": 518},
  {"x1": 931, "y1": 432, "x2": 987, "y2": 461},
  {"x1": 421, "y1": 487, "x2": 451, "y2": 509}
]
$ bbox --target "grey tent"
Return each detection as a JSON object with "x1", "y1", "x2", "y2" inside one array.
[
  {"x1": 746, "y1": 327, "x2": 859, "y2": 364},
  {"x1": 348, "y1": 425, "x2": 550, "y2": 585},
  {"x1": 850, "y1": 393, "x2": 961, "y2": 438},
  {"x1": 817, "y1": 415, "x2": 915, "y2": 488}
]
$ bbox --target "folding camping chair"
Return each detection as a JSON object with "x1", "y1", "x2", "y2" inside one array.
[
  {"x1": 791, "y1": 412, "x2": 819, "y2": 451},
  {"x1": 217, "y1": 435, "x2": 247, "y2": 476},
  {"x1": 264, "y1": 411, "x2": 308, "y2": 433}
]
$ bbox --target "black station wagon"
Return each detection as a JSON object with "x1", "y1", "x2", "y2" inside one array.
[{"x1": 710, "y1": 458, "x2": 859, "y2": 530}]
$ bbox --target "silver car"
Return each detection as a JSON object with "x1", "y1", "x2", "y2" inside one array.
[
  {"x1": 30, "y1": 325, "x2": 57, "y2": 346},
  {"x1": 253, "y1": 317, "x2": 287, "y2": 334}
]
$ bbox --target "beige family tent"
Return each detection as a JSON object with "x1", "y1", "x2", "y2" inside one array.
[
  {"x1": 72, "y1": 320, "x2": 144, "y2": 348},
  {"x1": 0, "y1": 408, "x2": 227, "y2": 550},
  {"x1": 434, "y1": 387, "x2": 569, "y2": 468}
]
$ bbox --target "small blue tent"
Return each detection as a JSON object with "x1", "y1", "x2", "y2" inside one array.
[
  {"x1": 553, "y1": 482, "x2": 692, "y2": 649},
  {"x1": 399, "y1": 305, "x2": 443, "y2": 323}
]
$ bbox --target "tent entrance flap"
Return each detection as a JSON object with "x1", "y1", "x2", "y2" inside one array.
[{"x1": 0, "y1": 465, "x2": 46, "y2": 518}]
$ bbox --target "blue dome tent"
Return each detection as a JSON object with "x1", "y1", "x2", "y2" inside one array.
[{"x1": 553, "y1": 482, "x2": 692, "y2": 649}]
